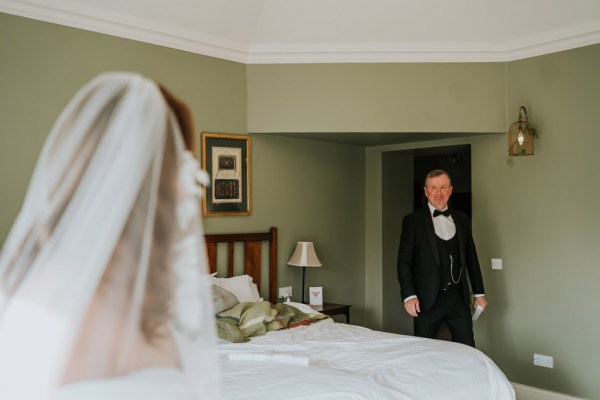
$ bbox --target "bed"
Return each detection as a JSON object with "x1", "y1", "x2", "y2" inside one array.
[{"x1": 205, "y1": 227, "x2": 515, "y2": 400}]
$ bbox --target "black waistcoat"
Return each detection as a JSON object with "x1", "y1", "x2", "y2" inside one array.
[{"x1": 436, "y1": 233, "x2": 461, "y2": 290}]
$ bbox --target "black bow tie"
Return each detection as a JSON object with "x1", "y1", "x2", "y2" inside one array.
[{"x1": 433, "y1": 209, "x2": 450, "y2": 217}]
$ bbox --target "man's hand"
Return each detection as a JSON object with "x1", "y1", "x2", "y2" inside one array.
[
  {"x1": 473, "y1": 295, "x2": 488, "y2": 311},
  {"x1": 404, "y1": 297, "x2": 420, "y2": 317}
]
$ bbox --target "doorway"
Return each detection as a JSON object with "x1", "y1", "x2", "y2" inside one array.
[{"x1": 381, "y1": 144, "x2": 471, "y2": 335}]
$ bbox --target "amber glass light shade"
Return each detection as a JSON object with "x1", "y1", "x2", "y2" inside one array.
[{"x1": 508, "y1": 106, "x2": 534, "y2": 156}]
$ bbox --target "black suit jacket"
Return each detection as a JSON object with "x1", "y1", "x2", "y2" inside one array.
[{"x1": 397, "y1": 206, "x2": 484, "y2": 312}]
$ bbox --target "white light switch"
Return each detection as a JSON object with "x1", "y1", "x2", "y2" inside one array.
[{"x1": 491, "y1": 258, "x2": 503, "y2": 270}]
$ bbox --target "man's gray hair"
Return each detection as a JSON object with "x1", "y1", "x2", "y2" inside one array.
[{"x1": 424, "y1": 169, "x2": 452, "y2": 187}]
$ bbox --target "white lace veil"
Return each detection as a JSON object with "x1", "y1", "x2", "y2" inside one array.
[{"x1": 0, "y1": 72, "x2": 221, "y2": 399}]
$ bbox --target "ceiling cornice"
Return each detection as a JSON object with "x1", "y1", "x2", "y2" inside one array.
[
  {"x1": 2, "y1": 1, "x2": 599, "y2": 64},
  {"x1": 0, "y1": 1, "x2": 249, "y2": 62}
]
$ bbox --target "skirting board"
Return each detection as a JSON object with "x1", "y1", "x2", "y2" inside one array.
[{"x1": 513, "y1": 383, "x2": 587, "y2": 400}]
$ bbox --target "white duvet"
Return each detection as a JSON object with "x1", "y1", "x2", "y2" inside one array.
[{"x1": 219, "y1": 318, "x2": 515, "y2": 400}]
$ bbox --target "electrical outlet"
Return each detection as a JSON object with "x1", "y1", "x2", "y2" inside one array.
[
  {"x1": 533, "y1": 353, "x2": 553, "y2": 368},
  {"x1": 278, "y1": 286, "x2": 292, "y2": 299}
]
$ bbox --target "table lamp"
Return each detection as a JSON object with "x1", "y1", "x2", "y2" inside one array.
[{"x1": 287, "y1": 241, "x2": 322, "y2": 303}]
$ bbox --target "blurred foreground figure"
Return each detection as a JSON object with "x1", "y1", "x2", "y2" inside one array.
[{"x1": 0, "y1": 72, "x2": 221, "y2": 400}]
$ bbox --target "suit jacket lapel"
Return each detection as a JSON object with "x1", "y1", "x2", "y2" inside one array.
[
  {"x1": 423, "y1": 208, "x2": 440, "y2": 266},
  {"x1": 451, "y1": 210, "x2": 467, "y2": 267}
]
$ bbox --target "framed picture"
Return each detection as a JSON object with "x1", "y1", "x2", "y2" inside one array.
[
  {"x1": 200, "y1": 132, "x2": 251, "y2": 216},
  {"x1": 309, "y1": 286, "x2": 323, "y2": 306}
]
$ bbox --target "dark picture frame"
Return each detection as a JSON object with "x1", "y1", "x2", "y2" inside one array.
[{"x1": 200, "y1": 132, "x2": 251, "y2": 216}]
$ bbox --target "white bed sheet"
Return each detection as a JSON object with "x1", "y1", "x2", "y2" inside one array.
[{"x1": 219, "y1": 319, "x2": 515, "y2": 400}]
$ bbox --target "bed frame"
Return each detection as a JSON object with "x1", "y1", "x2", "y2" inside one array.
[{"x1": 204, "y1": 227, "x2": 278, "y2": 302}]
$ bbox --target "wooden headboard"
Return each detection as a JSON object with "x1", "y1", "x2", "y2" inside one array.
[{"x1": 204, "y1": 227, "x2": 278, "y2": 302}]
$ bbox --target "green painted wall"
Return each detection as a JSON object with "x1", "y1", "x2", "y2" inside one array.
[
  {"x1": 481, "y1": 45, "x2": 600, "y2": 398},
  {"x1": 0, "y1": 13, "x2": 247, "y2": 245},
  {"x1": 368, "y1": 45, "x2": 600, "y2": 399},
  {"x1": 381, "y1": 151, "x2": 413, "y2": 334},
  {"x1": 245, "y1": 61, "x2": 507, "y2": 332},
  {"x1": 2, "y1": 11, "x2": 599, "y2": 398},
  {"x1": 244, "y1": 134, "x2": 366, "y2": 321},
  {"x1": 247, "y1": 43, "x2": 600, "y2": 400},
  {"x1": 246, "y1": 63, "x2": 506, "y2": 133},
  {"x1": 0, "y1": 13, "x2": 367, "y2": 325},
  {"x1": 245, "y1": 61, "x2": 508, "y2": 331}
]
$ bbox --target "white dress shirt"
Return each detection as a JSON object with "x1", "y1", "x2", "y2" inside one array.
[{"x1": 428, "y1": 203, "x2": 456, "y2": 240}]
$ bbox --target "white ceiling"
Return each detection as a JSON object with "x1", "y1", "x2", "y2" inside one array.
[{"x1": 2, "y1": 0, "x2": 600, "y2": 64}]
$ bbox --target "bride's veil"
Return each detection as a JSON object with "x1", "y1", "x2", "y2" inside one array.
[{"x1": 0, "y1": 73, "x2": 221, "y2": 399}]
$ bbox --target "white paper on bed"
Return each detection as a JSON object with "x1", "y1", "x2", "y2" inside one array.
[{"x1": 219, "y1": 319, "x2": 515, "y2": 400}]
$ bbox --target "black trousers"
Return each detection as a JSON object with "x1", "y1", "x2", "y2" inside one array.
[{"x1": 413, "y1": 288, "x2": 475, "y2": 347}]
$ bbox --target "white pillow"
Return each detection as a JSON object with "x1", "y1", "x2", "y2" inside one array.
[
  {"x1": 211, "y1": 284, "x2": 240, "y2": 313},
  {"x1": 210, "y1": 274, "x2": 261, "y2": 303}
]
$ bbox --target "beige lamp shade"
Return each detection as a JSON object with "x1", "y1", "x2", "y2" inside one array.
[{"x1": 287, "y1": 242, "x2": 322, "y2": 267}]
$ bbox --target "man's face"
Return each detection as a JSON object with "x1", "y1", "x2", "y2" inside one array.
[{"x1": 424, "y1": 174, "x2": 453, "y2": 211}]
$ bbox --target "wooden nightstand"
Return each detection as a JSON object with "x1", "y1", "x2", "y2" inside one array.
[{"x1": 309, "y1": 302, "x2": 351, "y2": 323}]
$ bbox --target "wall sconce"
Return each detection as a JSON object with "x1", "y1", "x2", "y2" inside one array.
[
  {"x1": 508, "y1": 106, "x2": 535, "y2": 156},
  {"x1": 287, "y1": 242, "x2": 322, "y2": 303}
]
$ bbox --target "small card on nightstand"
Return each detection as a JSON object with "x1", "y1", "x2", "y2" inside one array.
[{"x1": 309, "y1": 286, "x2": 323, "y2": 305}]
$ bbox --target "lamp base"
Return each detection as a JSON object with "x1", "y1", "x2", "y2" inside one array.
[{"x1": 301, "y1": 266, "x2": 306, "y2": 303}]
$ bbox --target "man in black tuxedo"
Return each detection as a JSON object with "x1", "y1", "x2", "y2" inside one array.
[{"x1": 397, "y1": 169, "x2": 487, "y2": 347}]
